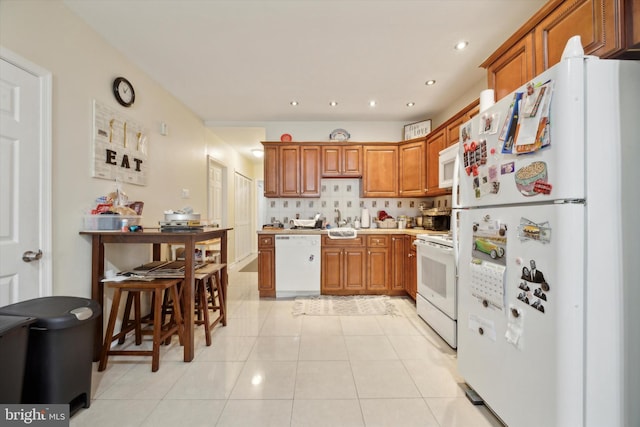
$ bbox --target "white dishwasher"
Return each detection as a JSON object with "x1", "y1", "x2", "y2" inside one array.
[{"x1": 275, "y1": 234, "x2": 321, "y2": 298}]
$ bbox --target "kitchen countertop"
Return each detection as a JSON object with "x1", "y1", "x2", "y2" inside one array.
[{"x1": 257, "y1": 228, "x2": 448, "y2": 236}]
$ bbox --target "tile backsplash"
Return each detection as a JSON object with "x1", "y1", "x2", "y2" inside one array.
[{"x1": 265, "y1": 178, "x2": 451, "y2": 227}]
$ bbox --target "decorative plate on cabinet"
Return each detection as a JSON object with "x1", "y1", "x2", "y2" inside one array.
[
  {"x1": 329, "y1": 128, "x2": 350, "y2": 142},
  {"x1": 280, "y1": 133, "x2": 292, "y2": 142}
]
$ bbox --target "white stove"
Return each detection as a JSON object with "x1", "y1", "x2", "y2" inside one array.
[{"x1": 414, "y1": 232, "x2": 457, "y2": 348}]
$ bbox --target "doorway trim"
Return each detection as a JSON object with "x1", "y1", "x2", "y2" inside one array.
[{"x1": 0, "y1": 47, "x2": 53, "y2": 296}]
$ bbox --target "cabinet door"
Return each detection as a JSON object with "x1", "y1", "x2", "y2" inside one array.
[
  {"x1": 534, "y1": 0, "x2": 622, "y2": 74},
  {"x1": 362, "y1": 145, "x2": 398, "y2": 197},
  {"x1": 263, "y1": 145, "x2": 279, "y2": 197},
  {"x1": 321, "y1": 248, "x2": 344, "y2": 292},
  {"x1": 258, "y1": 248, "x2": 275, "y2": 297},
  {"x1": 321, "y1": 146, "x2": 342, "y2": 177},
  {"x1": 367, "y1": 247, "x2": 389, "y2": 292},
  {"x1": 342, "y1": 145, "x2": 363, "y2": 177},
  {"x1": 426, "y1": 129, "x2": 447, "y2": 195},
  {"x1": 279, "y1": 145, "x2": 300, "y2": 197},
  {"x1": 486, "y1": 32, "x2": 535, "y2": 102},
  {"x1": 300, "y1": 146, "x2": 320, "y2": 197},
  {"x1": 399, "y1": 141, "x2": 427, "y2": 197},
  {"x1": 390, "y1": 236, "x2": 405, "y2": 292},
  {"x1": 446, "y1": 116, "x2": 465, "y2": 147},
  {"x1": 344, "y1": 248, "x2": 367, "y2": 291},
  {"x1": 404, "y1": 235, "x2": 417, "y2": 300}
]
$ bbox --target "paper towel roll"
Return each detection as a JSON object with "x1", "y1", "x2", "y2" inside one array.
[
  {"x1": 361, "y1": 208, "x2": 370, "y2": 228},
  {"x1": 480, "y1": 89, "x2": 495, "y2": 113}
]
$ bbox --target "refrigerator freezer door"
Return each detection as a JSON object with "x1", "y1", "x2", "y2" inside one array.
[
  {"x1": 457, "y1": 203, "x2": 585, "y2": 427},
  {"x1": 458, "y1": 57, "x2": 586, "y2": 208}
]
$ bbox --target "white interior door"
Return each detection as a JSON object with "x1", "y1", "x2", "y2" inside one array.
[
  {"x1": 207, "y1": 156, "x2": 226, "y2": 227},
  {"x1": 0, "y1": 53, "x2": 52, "y2": 305},
  {"x1": 234, "y1": 172, "x2": 252, "y2": 261}
]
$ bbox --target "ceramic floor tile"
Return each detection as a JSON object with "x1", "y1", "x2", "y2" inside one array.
[
  {"x1": 164, "y1": 361, "x2": 244, "y2": 400},
  {"x1": 213, "y1": 316, "x2": 262, "y2": 337},
  {"x1": 402, "y1": 359, "x2": 465, "y2": 398},
  {"x1": 195, "y1": 336, "x2": 256, "y2": 361},
  {"x1": 375, "y1": 314, "x2": 423, "y2": 336},
  {"x1": 90, "y1": 361, "x2": 135, "y2": 399},
  {"x1": 291, "y1": 399, "x2": 364, "y2": 427},
  {"x1": 230, "y1": 360, "x2": 297, "y2": 399},
  {"x1": 351, "y1": 360, "x2": 421, "y2": 398},
  {"x1": 345, "y1": 335, "x2": 399, "y2": 360},
  {"x1": 359, "y1": 398, "x2": 440, "y2": 427},
  {"x1": 70, "y1": 399, "x2": 159, "y2": 427},
  {"x1": 301, "y1": 315, "x2": 343, "y2": 335},
  {"x1": 294, "y1": 360, "x2": 358, "y2": 399},
  {"x1": 340, "y1": 316, "x2": 384, "y2": 335},
  {"x1": 216, "y1": 400, "x2": 293, "y2": 427},
  {"x1": 140, "y1": 399, "x2": 226, "y2": 427},
  {"x1": 298, "y1": 335, "x2": 349, "y2": 360},
  {"x1": 81, "y1": 265, "x2": 504, "y2": 427},
  {"x1": 259, "y1": 313, "x2": 303, "y2": 336},
  {"x1": 425, "y1": 397, "x2": 505, "y2": 427},
  {"x1": 387, "y1": 334, "x2": 453, "y2": 361},
  {"x1": 247, "y1": 336, "x2": 301, "y2": 360},
  {"x1": 97, "y1": 361, "x2": 189, "y2": 400}
]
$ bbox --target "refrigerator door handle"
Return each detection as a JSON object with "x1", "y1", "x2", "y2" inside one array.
[{"x1": 452, "y1": 152, "x2": 460, "y2": 209}]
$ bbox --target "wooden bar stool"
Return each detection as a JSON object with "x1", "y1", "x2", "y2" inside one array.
[
  {"x1": 194, "y1": 263, "x2": 226, "y2": 346},
  {"x1": 98, "y1": 278, "x2": 184, "y2": 372}
]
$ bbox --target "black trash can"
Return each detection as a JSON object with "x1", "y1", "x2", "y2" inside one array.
[
  {"x1": 0, "y1": 315, "x2": 36, "y2": 403},
  {"x1": 0, "y1": 297, "x2": 101, "y2": 414}
]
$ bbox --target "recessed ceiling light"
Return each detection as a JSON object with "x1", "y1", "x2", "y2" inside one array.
[
  {"x1": 290, "y1": 101, "x2": 299, "y2": 106},
  {"x1": 454, "y1": 40, "x2": 469, "y2": 50},
  {"x1": 251, "y1": 149, "x2": 264, "y2": 158},
  {"x1": 369, "y1": 100, "x2": 377, "y2": 107},
  {"x1": 329, "y1": 101, "x2": 338, "y2": 107},
  {"x1": 406, "y1": 102, "x2": 415, "y2": 107},
  {"x1": 425, "y1": 80, "x2": 436, "y2": 86}
]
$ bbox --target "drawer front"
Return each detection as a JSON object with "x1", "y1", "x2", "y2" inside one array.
[
  {"x1": 322, "y1": 235, "x2": 366, "y2": 247},
  {"x1": 366, "y1": 235, "x2": 389, "y2": 247},
  {"x1": 258, "y1": 235, "x2": 275, "y2": 248}
]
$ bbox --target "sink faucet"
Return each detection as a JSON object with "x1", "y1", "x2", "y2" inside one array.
[{"x1": 335, "y1": 209, "x2": 346, "y2": 227}]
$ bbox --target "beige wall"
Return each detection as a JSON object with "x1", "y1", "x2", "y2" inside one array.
[{"x1": 0, "y1": 0, "x2": 257, "y2": 297}]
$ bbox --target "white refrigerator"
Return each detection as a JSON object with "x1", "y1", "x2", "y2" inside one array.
[{"x1": 455, "y1": 37, "x2": 640, "y2": 427}]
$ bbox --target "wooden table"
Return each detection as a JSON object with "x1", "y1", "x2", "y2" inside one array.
[{"x1": 80, "y1": 227, "x2": 231, "y2": 362}]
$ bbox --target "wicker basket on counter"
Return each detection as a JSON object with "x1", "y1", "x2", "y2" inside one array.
[{"x1": 375, "y1": 218, "x2": 397, "y2": 229}]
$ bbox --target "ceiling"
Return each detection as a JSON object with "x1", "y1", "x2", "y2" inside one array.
[{"x1": 64, "y1": 0, "x2": 546, "y2": 159}]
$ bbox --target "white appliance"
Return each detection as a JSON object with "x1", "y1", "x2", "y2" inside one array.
[
  {"x1": 415, "y1": 233, "x2": 457, "y2": 348},
  {"x1": 275, "y1": 235, "x2": 321, "y2": 298},
  {"x1": 438, "y1": 142, "x2": 458, "y2": 189},
  {"x1": 455, "y1": 37, "x2": 640, "y2": 427}
]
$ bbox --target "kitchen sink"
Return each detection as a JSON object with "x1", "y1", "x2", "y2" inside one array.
[{"x1": 327, "y1": 227, "x2": 358, "y2": 239}]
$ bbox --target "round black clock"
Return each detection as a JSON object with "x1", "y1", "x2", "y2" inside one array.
[{"x1": 112, "y1": 77, "x2": 135, "y2": 107}]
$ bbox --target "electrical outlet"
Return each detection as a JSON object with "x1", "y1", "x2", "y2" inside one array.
[{"x1": 181, "y1": 189, "x2": 190, "y2": 198}]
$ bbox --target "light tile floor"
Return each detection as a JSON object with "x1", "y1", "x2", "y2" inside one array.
[{"x1": 71, "y1": 256, "x2": 504, "y2": 427}]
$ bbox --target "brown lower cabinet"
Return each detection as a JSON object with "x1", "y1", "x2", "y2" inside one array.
[
  {"x1": 390, "y1": 235, "x2": 406, "y2": 295},
  {"x1": 321, "y1": 236, "x2": 367, "y2": 294},
  {"x1": 258, "y1": 235, "x2": 275, "y2": 297},
  {"x1": 404, "y1": 235, "x2": 417, "y2": 300},
  {"x1": 258, "y1": 233, "x2": 417, "y2": 297}
]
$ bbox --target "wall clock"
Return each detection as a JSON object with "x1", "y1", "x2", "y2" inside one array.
[{"x1": 112, "y1": 77, "x2": 135, "y2": 107}]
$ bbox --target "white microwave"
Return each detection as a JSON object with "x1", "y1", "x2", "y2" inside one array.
[{"x1": 438, "y1": 143, "x2": 458, "y2": 189}]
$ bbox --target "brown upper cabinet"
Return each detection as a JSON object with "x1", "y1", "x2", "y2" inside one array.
[
  {"x1": 321, "y1": 145, "x2": 363, "y2": 177},
  {"x1": 263, "y1": 143, "x2": 320, "y2": 198},
  {"x1": 482, "y1": 0, "x2": 638, "y2": 101},
  {"x1": 361, "y1": 144, "x2": 399, "y2": 197},
  {"x1": 398, "y1": 139, "x2": 427, "y2": 197}
]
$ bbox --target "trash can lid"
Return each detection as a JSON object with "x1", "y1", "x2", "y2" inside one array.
[
  {"x1": 0, "y1": 315, "x2": 36, "y2": 336},
  {"x1": 0, "y1": 297, "x2": 101, "y2": 330}
]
